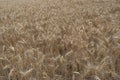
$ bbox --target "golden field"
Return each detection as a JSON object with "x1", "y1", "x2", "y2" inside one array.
[{"x1": 0, "y1": 0, "x2": 120, "y2": 80}]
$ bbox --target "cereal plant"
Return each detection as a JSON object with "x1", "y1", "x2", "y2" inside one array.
[{"x1": 0, "y1": 0, "x2": 120, "y2": 80}]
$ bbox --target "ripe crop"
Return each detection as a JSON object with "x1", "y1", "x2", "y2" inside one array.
[{"x1": 0, "y1": 0, "x2": 120, "y2": 80}]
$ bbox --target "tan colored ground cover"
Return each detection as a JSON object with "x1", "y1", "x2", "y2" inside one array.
[{"x1": 0, "y1": 0, "x2": 120, "y2": 80}]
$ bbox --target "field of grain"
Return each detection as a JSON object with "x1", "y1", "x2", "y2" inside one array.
[{"x1": 0, "y1": 0, "x2": 120, "y2": 80}]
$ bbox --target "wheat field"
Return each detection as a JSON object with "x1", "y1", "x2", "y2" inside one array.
[{"x1": 0, "y1": 0, "x2": 120, "y2": 80}]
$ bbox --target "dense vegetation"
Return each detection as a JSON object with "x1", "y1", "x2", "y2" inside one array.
[{"x1": 0, "y1": 0, "x2": 120, "y2": 80}]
